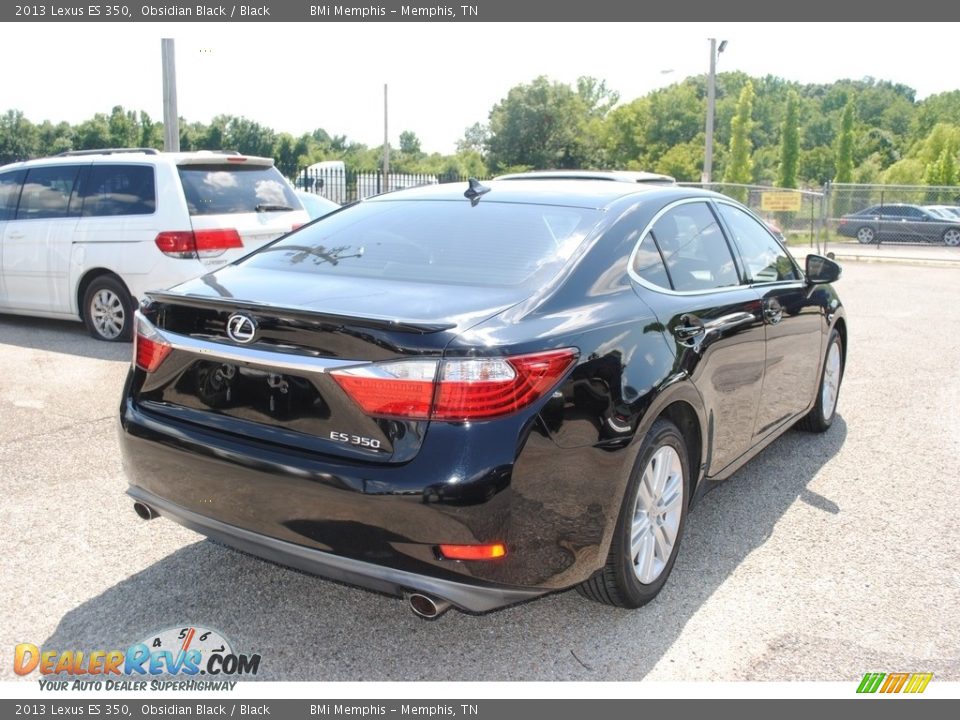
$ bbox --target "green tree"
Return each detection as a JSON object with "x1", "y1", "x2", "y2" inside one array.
[
  {"x1": 777, "y1": 90, "x2": 800, "y2": 188},
  {"x1": 655, "y1": 141, "x2": 703, "y2": 182},
  {"x1": 107, "y1": 106, "x2": 140, "y2": 148},
  {"x1": 924, "y1": 140, "x2": 957, "y2": 198},
  {"x1": 834, "y1": 101, "x2": 856, "y2": 184},
  {"x1": 399, "y1": 130, "x2": 422, "y2": 156},
  {"x1": 798, "y1": 146, "x2": 834, "y2": 185},
  {"x1": 456, "y1": 122, "x2": 489, "y2": 154},
  {"x1": 723, "y1": 80, "x2": 755, "y2": 200},
  {"x1": 0, "y1": 110, "x2": 38, "y2": 163},
  {"x1": 486, "y1": 76, "x2": 610, "y2": 171}
]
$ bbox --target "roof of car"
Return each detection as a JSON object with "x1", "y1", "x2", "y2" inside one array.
[
  {"x1": 0, "y1": 149, "x2": 273, "y2": 172},
  {"x1": 494, "y1": 169, "x2": 677, "y2": 185},
  {"x1": 366, "y1": 178, "x2": 708, "y2": 210}
]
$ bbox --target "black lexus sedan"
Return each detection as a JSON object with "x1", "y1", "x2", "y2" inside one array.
[{"x1": 119, "y1": 179, "x2": 846, "y2": 617}]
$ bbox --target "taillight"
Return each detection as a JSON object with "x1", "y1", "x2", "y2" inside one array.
[
  {"x1": 434, "y1": 352, "x2": 576, "y2": 421},
  {"x1": 134, "y1": 315, "x2": 172, "y2": 373},
  {"x1": 330, "y1": 349, "x2": 577, "y2": 422},
  {"x1": 155, "y1": 229, "x2": 243, "y2": 259},
  {"x1": 330, "y1": 360, "x2": 437, "y2": 419}
]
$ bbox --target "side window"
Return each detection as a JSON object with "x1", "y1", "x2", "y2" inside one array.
[
  {"x1": 81, "y1": 164, "x2": 156, "y2": 217},
  {"x1": 0, "y1": 170, "x2": 25, "y2": 221},
  {"x1": 649, "y1": 202, "x2": 739, "y2": 292},
  {"x1": 631, "y1": 231, "x2": 670, "y2": 289},
  {"x1": 16, "y1": 166, "x2": 81, "y2": 220},
  {"x1": 716, "y1": 203, "x2": 798, "y2": 283}
]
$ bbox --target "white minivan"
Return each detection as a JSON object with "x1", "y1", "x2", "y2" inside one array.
[{"x1": 0, "y1": 149, "x2": 308, "y2": 340}]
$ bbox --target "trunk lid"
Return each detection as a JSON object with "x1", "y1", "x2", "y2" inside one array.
[{"x1": 131, "y1": 267, "x2": 526, "y2": 465}]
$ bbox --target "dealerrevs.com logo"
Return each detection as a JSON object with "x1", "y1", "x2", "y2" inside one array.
[
  {"x1": 15, "y1": 626, "x2": 260, "y2": 690},
  {"x1": 856, "y1": 672, "x2": 933, "y2": 694}
]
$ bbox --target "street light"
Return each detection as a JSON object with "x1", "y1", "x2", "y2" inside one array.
[{"x1": 702, "y1": 38, "x2": 727, "y2": 184}]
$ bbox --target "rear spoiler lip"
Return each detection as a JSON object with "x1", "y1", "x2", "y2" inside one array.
[
  {"x1": 175, "y1": 154, "x2": 274, "y2": 167},
  {"x1": 144, "y1": 290, "x2": 457, "y2": 334}
]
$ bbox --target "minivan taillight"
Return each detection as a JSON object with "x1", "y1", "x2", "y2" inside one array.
[
  {"x1": 330, "y1": 349, "x2": 578, "y2": 422},
  {"x1": 155, "y1": 229, "x2": 243, "y2": 259},
  {"x1": 134, "y1": 315, "x2": 172, "y2": 373}
]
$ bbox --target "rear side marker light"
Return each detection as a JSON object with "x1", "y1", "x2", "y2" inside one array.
[
  {"x1": 134, "y1": 315, "x2": 172, "y2": 373},
  {"x1": 438, "y1": 543, "x2": 507, "y2": 561},
  {"x1": 330, "y1": 349, "x2": 577, "y2": 422},
  {"x1": 155, "y1": 229, "x2": 243, "y2": 259}
]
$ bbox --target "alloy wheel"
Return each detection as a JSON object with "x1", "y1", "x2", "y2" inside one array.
[
  {"x1": 821, "y1": 339, "x2": 842, "y2": 420},
  {"x1": 631, "y1": 445, "x2": 684, "y2": 584},
  {"x1": 90, "y1": 288, "x2": 126, "y2": 340}
]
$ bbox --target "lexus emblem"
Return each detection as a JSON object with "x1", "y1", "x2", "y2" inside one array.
[{"x1": 226, "y1": 313, "x2": 257, "y2": 344}]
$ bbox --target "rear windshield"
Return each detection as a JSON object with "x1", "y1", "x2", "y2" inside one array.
[
  {"x1": 177, "y1": 164, "x2": 301, "y2": 216},
  {"x1": 240, "y1": 199, "x2": 601, "y2": 288}
]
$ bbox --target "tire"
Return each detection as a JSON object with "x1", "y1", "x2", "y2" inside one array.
[
  {"x1": 856, "y1": 226, "x2": 875, "y2": 244},
  {"x1": 943, "y1": 228, "x2": 960, "y2": 247},
  {"x1": 797, "y1": 328, "x2": 844, "y2": 433},
  {"x1": 577, "y1": 418, "x2": 689, "y2": 608},
  {"x1": 82, "y1": 275, "x2": 134, "y2": 342}
]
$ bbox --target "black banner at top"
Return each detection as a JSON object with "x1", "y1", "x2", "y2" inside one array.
[{"x1": 1, "y1": 0, "x2": 956, "y2": 22}]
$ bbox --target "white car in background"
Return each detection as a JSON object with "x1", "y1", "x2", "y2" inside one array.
[{"x1": 0, "y1": 149, "x2": 308, "y2": 341}]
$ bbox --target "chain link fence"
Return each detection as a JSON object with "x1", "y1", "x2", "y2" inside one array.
[
  {"x1": 680, "y1": 183, "x2": 827, "y2": 251},
  {"x1": 292, "y1": 167, "x2": 960, "y2": 250},
  {"x1": 825, "y1": 183, "x2": 960, "y2": 247}
]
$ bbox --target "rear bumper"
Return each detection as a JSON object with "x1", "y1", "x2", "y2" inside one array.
[
  {"x1": 127, "y1": 485, "x2": 543, "y2": 613},
  {"x1": 119, "y1": 391, "x2": 629, "y2": 609}
]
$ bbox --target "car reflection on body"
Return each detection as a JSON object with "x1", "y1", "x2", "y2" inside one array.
[{"x1": 120, "y1": 177, "x2": 846, "y2": 617}]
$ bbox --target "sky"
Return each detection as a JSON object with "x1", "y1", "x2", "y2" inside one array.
[{"x1": 4, "y1": 22, "x2": 959, "y2": 155}]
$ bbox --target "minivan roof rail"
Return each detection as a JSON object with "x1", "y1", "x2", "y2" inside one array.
[{"x1": 56, "y1": 148, "x2": 161, "y2": 157}]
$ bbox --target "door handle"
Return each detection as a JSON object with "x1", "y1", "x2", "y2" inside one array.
[
  {"x1": 673, "y1": 314, "x2": 705, "y2": 341},
  {"x1": 704, "y1": 311, "x2": 756, "y2": 333}
]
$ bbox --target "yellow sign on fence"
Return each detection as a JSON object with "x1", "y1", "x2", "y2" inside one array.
[{"x1": 760, "y1": 191, "x2": 803, "y2": 212}]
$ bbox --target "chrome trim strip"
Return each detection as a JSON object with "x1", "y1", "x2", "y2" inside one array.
[
  {"x1": 627, "y1": 197, "x2": 748, "y2": 297},
  {"x1": 138, "y1": 312, "x2": 360, "y2": 374}
]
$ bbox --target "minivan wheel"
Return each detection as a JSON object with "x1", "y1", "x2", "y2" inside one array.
[
  {"x1": 577, "y1": 418, "x2": 689, "y2": 608},
  {"x1": 797, "y1": 328, "x2": 843, "y2": 433},
  {"x1": 83, "y1": 276, "x2": 133, "y2": 342},
  {"x1": 856, "y1": 226, "x2": 875, "y2": 244}
]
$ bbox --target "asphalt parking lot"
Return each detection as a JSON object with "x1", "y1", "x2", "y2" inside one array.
[{"x1": 2, "y1": 260, "x2": 959, "y2": 682}]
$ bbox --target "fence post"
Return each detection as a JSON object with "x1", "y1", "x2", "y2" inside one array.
[{"x1": 821, "y1": 182, "x2": 830, "y2": 255}]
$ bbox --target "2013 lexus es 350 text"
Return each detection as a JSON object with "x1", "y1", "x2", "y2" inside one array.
[{"x1": 119, "y1": 179, "x2": 846, "y2": 618}]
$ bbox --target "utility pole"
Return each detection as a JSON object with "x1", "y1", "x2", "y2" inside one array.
[
  {"x1": 382, "y1": 83, "x2": 390, "y2": 193},
  {"x1": 702, "y1": 38, "x2": 726, "y2": 184},
  {"x1": 161, "y1": 39, "x2": 180, "y2": 152}
]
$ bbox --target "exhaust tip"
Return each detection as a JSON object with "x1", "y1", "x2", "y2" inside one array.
[
  {"x1": 405, "y1": 592, "x2": 452, "y2": 620},
  {"x1": 133, "y1": 502, "x2": 157, "y2": 520}
]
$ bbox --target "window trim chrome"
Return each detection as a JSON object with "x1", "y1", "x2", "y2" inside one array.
[{"x1": 626, "y1": 197, "x2": 747, "y2": 297}]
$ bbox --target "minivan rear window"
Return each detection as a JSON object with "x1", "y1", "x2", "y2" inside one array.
[
  {"x1": 177, "y1": 164, "x2": 301, "y2": 216},
  {"x1": 241, "y1": 200, "x2": 600, "y2": 289}
]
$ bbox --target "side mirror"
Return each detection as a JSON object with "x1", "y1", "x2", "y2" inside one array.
[{"x1": 805, "y1": 254, "x2": 842, "y2": 284}]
